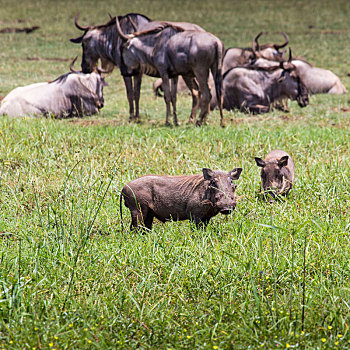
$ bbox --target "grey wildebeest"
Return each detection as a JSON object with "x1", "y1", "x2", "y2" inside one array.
[
  {"x1": 116, "y1": 18, "x2": 225, "y2": 127},
  {"x1": 291, "y1": 59, "x2": 346, "y2": 95},
  {"x1": 212, "y1": 50, "x2": 309, "y2": 113},
  {"x1": 70, "y1": 14, "x2": 205, "y2": 123},
  {"x1": 255, "y1": 150, "x2": 295, "y2": 199},
  {"x1": 0, "y1": 58, "x2": 107, "y2": 118},
  {"x1": 120, "y1": 167, "x2": 242, "y2": 231},
  {"x1": 153, "y1": 32, "x2": 289, "y2": 97}
]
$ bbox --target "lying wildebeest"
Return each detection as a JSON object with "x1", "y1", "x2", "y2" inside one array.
[
  {"x1": 291, "y1": 59, "x2": 346, "y2": 95},
  {"x1": 116, "y1": 19, "x2": 225, "y2": 126},
  {"x1": 120, "y1": 167, "x2": 242, "y2": 231},
  {"x1": 255, "y1": 150, "x2": 294, "y2": 199},
  {"x1": 222, "y1": 31, "x2": 289, "y2": 74},
  {"x1": 211, "y1": 50, "x2": 309, "y2": 113},
  {"x1": 0, "y1": 58, "x2": 107, "y2": 118},
  {"x1": 71, "y1": 14, "x2": 205, "y2": 123},
  {"x1": 153, "y1": 32, "x2": 289, "y2": 97}
]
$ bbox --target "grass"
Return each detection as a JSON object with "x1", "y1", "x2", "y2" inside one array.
[{"x1": 1, "y1": 0, "x2": 350, "y2": 349}]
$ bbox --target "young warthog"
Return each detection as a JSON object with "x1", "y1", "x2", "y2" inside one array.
[
  {"x1": 255, "y1": 150, "x2": 294, "y2": 199},
  {"x1": 120, "y1": 168, "x2": 242, "y2": 231}
]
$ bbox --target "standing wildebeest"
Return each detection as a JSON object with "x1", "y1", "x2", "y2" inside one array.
[
  {"x1": 211, "y1": 50, "x2": 309, "y2": 113},
  {"x1": 153, "y1": 32, "x2": 289, "y2": 97},
  {"x1": 70, "y1": 14, "x2": 205, "y2": 123},
  {"x1": 116, "y1": 18, "x2": 225, "y2": 126},
  {"x1": 120, "y1": 167, "x2": 242, "y2": 231},
  {"x1": 70, "y1": 13, "x2": 151, "y2": 122},
  {"x1": 255, "y1": 150, "x2": 295, "y2": 199},
  {"x1": 0, "y1": 58, "x2": 107, "y2": 118}
]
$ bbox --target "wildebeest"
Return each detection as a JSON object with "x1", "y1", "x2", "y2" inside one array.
[
  {"x1": 116, "y1": 18, "x2": 225, "y2": 126},
  {"x1": 291, "y1": 59, "x2": 346, "y2": 95},
  {"x1": 222, "y1": 32, "x2": 289, "y2": 74},
  {"x1": 70, "y1": 13, "x2": 151, "y2": 122},
  {"x1": 210, "y1": 50, "x2": 309, "y2": 113},
  {"x1": 255, "y1": 150, "x2": 294, "y2": 199},
  {"x1": 0, "y1": 58, "x2": 107, "y2": 118},
  {"x1": 120, "y1": 167, "x2": 242, "y2": 231},
  {"x1": 71, "y1": 14, "x2": 205, "y2": 123}
]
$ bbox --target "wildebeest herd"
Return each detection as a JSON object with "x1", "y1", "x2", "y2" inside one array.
[{"x1": 0, "y1": 12, "x2": 346, "y2": 231}]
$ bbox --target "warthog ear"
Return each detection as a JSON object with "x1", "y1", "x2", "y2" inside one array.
[
  {"x1": 255, "y1": 157, "x2": 266, "y2": 167},
  {"x1": 230, "y1": 168, "x2": 242, "y2": 180},
  {"x1": 203, "y1": 168, "x2": 215, "y2": 180},
  {"x1": 278, "y1": 156, "x2": 289, "y2": 167},
  {"x1": 70, "y1": 35, "x2": 84, "y2": 44}
]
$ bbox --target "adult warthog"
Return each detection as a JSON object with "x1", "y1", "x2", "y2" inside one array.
[
  {"x1": 0, "y1": 58, "x2": 107, "y2": 118},
  {"x1": 120, "y1": 167, "x2": 242, "y2": 231},
  {"x1": 116, "y1": 19, "x2": 225, "y2": 126}
]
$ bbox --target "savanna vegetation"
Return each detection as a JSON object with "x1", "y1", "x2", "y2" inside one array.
[{"x1": 0, "y1": 0, "x2": 350, "y2": 348}]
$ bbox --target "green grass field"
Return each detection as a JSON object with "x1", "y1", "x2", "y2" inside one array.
[{"x1": 1, "y1": 0, "x2": 350, "y2": 348}]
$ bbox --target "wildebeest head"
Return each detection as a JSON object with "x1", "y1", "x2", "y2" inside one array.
[
  {"x1": 69, "y1": 56, "x2": 108, "y2": 111},
  {"x1": 252, "y1": 32, "x2": 289, "y2": 61},
  {"x1": 255, "y1": 156, "x2": 289, "y2": 198},
  {"x1": 277, "y1": 49, "x2": 309, "y2": 107},
  {"x1": 203, "y1": 168, "x2": 242, "y2": 214}
]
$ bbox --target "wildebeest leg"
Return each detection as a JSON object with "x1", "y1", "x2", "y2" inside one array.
[
  {"x1": 183, "y1": 76, "x2": 199, "y2": 124},
  {"x1": 123, "y1": 76, "x2": 135, "y2": 121},
  {"x1": 161, "y1": 74, "x2": 172, "y2": 126},
  {"x1": 134, "y1": 73, "x2": 143, "y2": 122},
  {"x1": 194, "y1": 70, "x2": 211, "y2": 127},
  {"x1": 170, "y1": 76, "x2": 179, "y2": 126}
]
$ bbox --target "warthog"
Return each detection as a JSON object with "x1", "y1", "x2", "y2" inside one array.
[
  {"x1": 255, "y1": 150, "x2": 294, "y2": 199},
  {"x1": 0, "y1": 58, "x2": 107, "y2": 118},
  {"x1": 120, "y1": 167, "x2": 242, "y2": 231}
]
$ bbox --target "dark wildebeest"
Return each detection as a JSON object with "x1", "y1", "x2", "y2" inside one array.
[
  {"x1": 120, "y1": 167, "x2": 242, "y2": 231},
  {"x1": 70, "y1": 13, "x2": 151, "y2": 122},
  {"x1": 70, "y1": 14, "x2": 205, "y2": 123},
  {"x1": 211, "y1": 50, "x2": 309, "y2": 113},
  {"x1": 255, "y1": 150, "x2": 294, "y2": 199},
  {"x1": 0, "y1": 58, "x2": 107, "y2": 118},
  {"x1": 116, "y1": 19, "x2": 225, "y2": 126}
]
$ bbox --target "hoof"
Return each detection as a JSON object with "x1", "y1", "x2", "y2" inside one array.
[
  {"x1": 165, "y1": 121, "x2": 172, "y2": 127},
  {"x1": 195, "y1": 120, "x2": 203, "y2": 127}
]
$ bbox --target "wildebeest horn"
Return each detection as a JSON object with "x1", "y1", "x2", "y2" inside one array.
[
  {"x1": 97, "y1": 66, "x2": 112, "y2": 74},
  {"x1": 115, "y1": 16, "x2": 132, "y2": 42},
  {"x1": 252, "y1": 32, "x2": 263, "y2": 54},
  {"x1": 70, "y1": 56, "x2": 80, "y2": 73},
  {"x1": 74, "y1": 13, "x2": 90, "y2": 31},
  {"x1": 274, "y1": 32, "x2": 289, "y2": 50}
]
